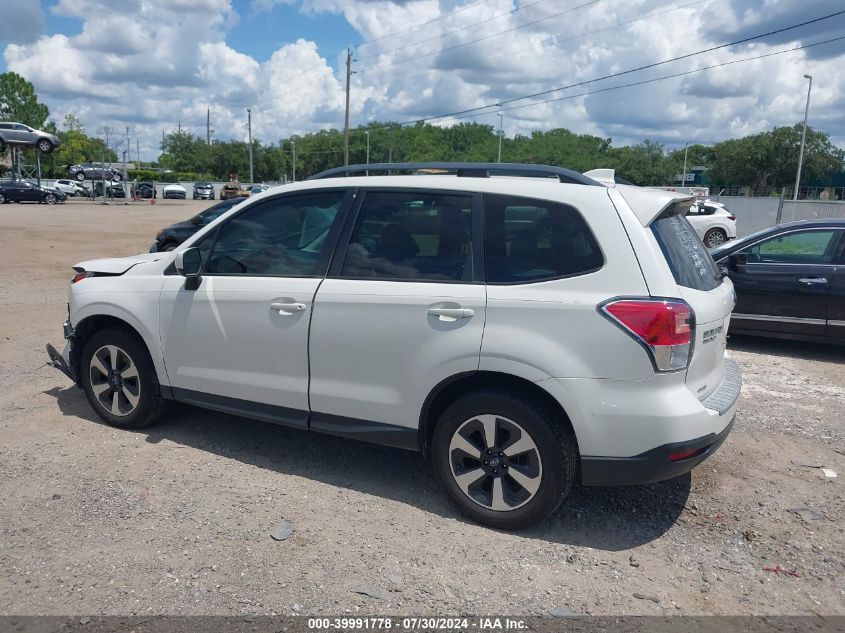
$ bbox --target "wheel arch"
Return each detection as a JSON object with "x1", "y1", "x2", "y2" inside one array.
[
  {"x1": 71, "y1": 309, "x2": 169, "y2": 390},
  {"x1": 419, "y1": 370, "x2": 580, "y2": 458}
]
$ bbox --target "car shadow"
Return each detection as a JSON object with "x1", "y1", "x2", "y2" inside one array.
[
  {"x1": 44, "y1": 385, "x2": 689, "y2": 551},
  {"x1": 728, "y1": 334, "x2": 845, "y2": 362}
]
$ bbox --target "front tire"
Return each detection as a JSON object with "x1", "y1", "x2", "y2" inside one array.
[
  {"x1": 44, "y1": 193, "x2": 57, "y2": 205},
  {"x1": 80, "y1": 327, "x2": 167, "y2": 429},
  {"x1": 37, "y1": 138, "x2": 54, "y2": 153},
  {"x1": 75, "y1": 172, "x2": 86, "y2": 181},
  {"x1": 704, "y1": 228, "x2": 727, "y2": 248},
  {"x1": 112, "y1": 173, "x2": 123, "y2": 182},
  {"x1": 0, "y1": 193, "x2": 5, "y2": 204},
  {"x1": 431, "y1": 389, "x2": 577, "y2": 530}
]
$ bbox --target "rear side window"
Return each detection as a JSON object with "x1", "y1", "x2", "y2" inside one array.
[
  {"x1": 743, "y1": 230, "x2": 838, "y2": 264},
  {"x1": 651, "y1": 208, "x2": 721, "y2": 291},
  {"x1": 484, "y1": 194, "x2": 603, "y2": 283}
]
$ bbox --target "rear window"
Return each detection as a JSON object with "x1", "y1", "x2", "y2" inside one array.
[{"x1": 651, "y1": 208, "x2": 721, "y2": 291}]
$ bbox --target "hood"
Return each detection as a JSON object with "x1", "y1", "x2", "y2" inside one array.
[
  {"x1": 164, "y1": 184, "x2": 186, "y2": 191},
  {"x1": 164, "y1": 220, "x2": 197, "y2": 232},
  {"x1": 73, "y1": 252, "x2": 168, "y2": 275}
]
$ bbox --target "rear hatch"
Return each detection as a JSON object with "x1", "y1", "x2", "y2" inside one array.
[{"x1": 650, "y1": 209, "x2": 734, "y2": 401}]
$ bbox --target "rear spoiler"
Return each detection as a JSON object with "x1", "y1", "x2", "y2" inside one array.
[{"x1": 614, "y1": 185, "x2": 694, "y2": 226}]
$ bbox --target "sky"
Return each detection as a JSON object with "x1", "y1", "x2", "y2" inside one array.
[{"x1": 1, "y1": 0, "x2": 844, "y2": 161}]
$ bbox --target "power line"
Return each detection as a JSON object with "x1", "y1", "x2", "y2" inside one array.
[
  {"x1": 366, "y1": 0, "x2": 603, "y2": 72},
  {"x1": 391, "y1": 9, "x2": 845, "y2": 125},
  {"x1": 439, "y1": 35, "x2": 845, "y2": 122},
  {"x1": 361, "y1": 0, "x2": 496, "y2": 48},
  {"x1": 357, "y1": 0, "x2": 552, "y2": 61}
]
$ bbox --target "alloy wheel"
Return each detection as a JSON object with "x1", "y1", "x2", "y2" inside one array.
[
  {"x1": 449, "y1": 414, "x2": 543, "y2": 512},
  {"x1": 45, "y1": 194, "x2": 56, "y2": 205},
  {"x1": 0, "y1": 193, "x2": 4, "y2": 204},
  {"x1": 89, "y1": 345, "x2": 141, "y2": 417},
  {"x1": 38, "y1": 139, "x2": 52, "y2": 153},
  {"x1": 705, "y1": 230, "x2": 726, "y2": 248}
]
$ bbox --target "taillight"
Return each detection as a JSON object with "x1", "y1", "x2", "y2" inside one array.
[
  {"x1": 71, "y1": 271, "x2": 92, "y2": 284},
  {"x1": 600, "y1": 299, "x2": 693, "y2": 372},
  {"x1": 727, "y1": 215, "x2": 736, "y2": 221}
]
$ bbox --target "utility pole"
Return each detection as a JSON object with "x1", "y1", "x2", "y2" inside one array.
[
  {"x1": 497, "y1": 113, "x2": 504, "y2": 163},
  {"x1": 794, "y1": 74, "x2": 813, "y2": 201},
  {"x1": 124, "y1": 126, "x2": 130, "y2": 202},
  {"x1": 178, "y1": 120, "x2": 181, "y2": 134},
  {"x1": 365, "y1": 131, "x2": 370, "y2": 176},
  {"x1": 291, "y1": 138, "x2": 296, "y2": 182},
  {"x1": 136, "y1": 138, "x2": 140, "y2": 166},
  {"x1": 207, "y1": 108, "x2": 211, "y2": 145},
  {"x1": 247, "y1": 108, "x2": 254, "y2": 185},
  {"x1": 344, "y1": 48, "x2": 352, "y2": 166},
  {"x1": 682, "y1": 141, "x2": 690, "y2": 188}
]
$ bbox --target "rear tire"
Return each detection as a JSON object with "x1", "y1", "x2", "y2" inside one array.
[
  {"x1": 704, "y1": 228, "x2": 727, "y2": 248},
  {"x1": 431, "y1": 389, "x2": 577, "y2": 530},
  {"x1": 80, "y1": 327, "x2": 167, "y2": 429},
  {"x1": 112, "y1": 173, "x2": 123, "y2": 182},
  {"x1": 76, "y1": 172, "x2": 86, "y2": 181},
  {"x1": 0, "y1": 193, "x2": 5, "y2": 204}
]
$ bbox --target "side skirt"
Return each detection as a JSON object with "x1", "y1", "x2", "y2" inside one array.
[{"x1": 169, "y1": 387, "x2": 420, "y2": 451}]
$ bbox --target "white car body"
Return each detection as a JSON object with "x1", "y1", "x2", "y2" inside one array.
[
  {"x1": 53, "y1": 179, "x2": 87, "y2": 196},
  {"x1": 685, "y1": 200, "x2": 737, "y2": 248},
  {"x1": 47, "y1": 164, "x2": 740, "y2": 529},
  {"x1": 163, "y1": 184, "x2": 187, "y2": 196}
]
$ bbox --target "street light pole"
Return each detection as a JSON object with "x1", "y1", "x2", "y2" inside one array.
[
  {"x1": 793, "y1": 74, "x2": 813, "y2": 201},
  {"x1": 682, "y1": 141, "x2": 690, "y2": 189},
  {"x1": 291, "y1": 139, "x2": 296, "y2": 182},
  {"x1": 365, "y1": 131, "x2": 370, "y2": 176},
  {"x1": 497, "y1": 113, "x2": 504, "y2": 163},
  {"x1": 247, "y1": 108, "x2": 254, "y2": 185}
]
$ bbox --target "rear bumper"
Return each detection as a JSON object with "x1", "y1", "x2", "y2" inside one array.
[
  {"x1": 538, "y1": 356, "x2": 741, "y2": 486},
  {"x1": 580, "y1": 416, "x2": 734, "y2": 486}
]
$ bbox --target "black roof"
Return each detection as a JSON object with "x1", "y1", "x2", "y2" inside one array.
[{"x1": 308, "y1": 162, "x2": 602, "y2": 186}]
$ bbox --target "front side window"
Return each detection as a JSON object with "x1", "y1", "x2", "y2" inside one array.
[
  {"x1": 206, "y1": 191, "x2": 344, "y2": 276},
  {"x1": 340, "y1": 191, "x2": 474, "y2": 282},
  {"x1": 743, "y1": 230, "x2": 838, "y2": 264},
  {"x1": 484, "y1": 194, "x2": 603, "y2": 283}
]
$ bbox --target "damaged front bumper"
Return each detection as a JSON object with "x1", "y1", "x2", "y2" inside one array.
[{"x1": 46, "y1": 320, "x2": 77, "y2": 383}]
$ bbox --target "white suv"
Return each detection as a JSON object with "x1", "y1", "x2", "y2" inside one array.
[
  {"x1": 46, "y1": 162, "x2": 740, "y2": 530},
  {"x1": 685, "y1": 200, "x2": 737, "y2": 248}
]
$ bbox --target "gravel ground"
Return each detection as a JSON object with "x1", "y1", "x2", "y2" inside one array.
[{"x1": 0, "y1": 199, "x2": 843, "y2": 616}]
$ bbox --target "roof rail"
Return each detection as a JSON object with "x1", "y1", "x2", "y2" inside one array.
[{"x1": 307, "y1": 162, "x2": 602, "y2": 186}]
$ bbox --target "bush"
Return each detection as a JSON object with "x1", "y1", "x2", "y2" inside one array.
[{"x1": 127, "y1": 169, "x2": 215, "y2": 183}]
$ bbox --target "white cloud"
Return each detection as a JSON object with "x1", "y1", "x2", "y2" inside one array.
[
  {"x1": 3, "y1": 0, "x2": 844, "y2": 162},
  {"x1": 0, "y1": 0, "x2": 43, "y2": 44}
]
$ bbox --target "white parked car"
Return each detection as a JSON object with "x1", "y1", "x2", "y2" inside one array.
[
  {"x1": 685, "y1": 200, "x2": 737, "y2": 248},
  {"x1": 52, "y1": 179, "x2": 88, "y2": 196},
  {"x1": 163, "y1": 184, "x2": 187, "y2": 200},
  {"x1": 46, "y1": 162, "x2": 740, "y2": 530}
]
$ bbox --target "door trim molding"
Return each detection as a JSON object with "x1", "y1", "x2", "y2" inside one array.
[
  {"x1": 310, "y1": 411, "x2": 419, "y2": 451},
  {"x1": 829, "y1": 320, "x2": 845, "y2": 327},
  {"x1": 732, "y1": 313, "x2": 826, "y2": 325}
]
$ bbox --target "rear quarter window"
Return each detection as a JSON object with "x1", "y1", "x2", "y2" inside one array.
[{"x1": 651, "y1": 208, "x2": 721, "y2": 291}]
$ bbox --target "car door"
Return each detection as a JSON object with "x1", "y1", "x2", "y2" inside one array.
[
  {"x1": 308, "y1": 189, "x2": 485, "y2": 444},
  {"x1": 158, "y1": 189, "x2": 352, "y2": 427},
  {"x1": 727, "y1": 228, "x2": 840, "y2": 337},
  {"x1": 826, "y1": 230, "x2": 845, "y2": 341}
]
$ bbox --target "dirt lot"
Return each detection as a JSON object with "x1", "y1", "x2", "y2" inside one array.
[{"x1": 0, "y1": 199, "x2": 843, "y2": 616}]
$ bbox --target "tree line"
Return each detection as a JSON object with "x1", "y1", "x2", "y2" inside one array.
[{"x1": 2, "y1": 71, "x2": 843, "y2": 189}]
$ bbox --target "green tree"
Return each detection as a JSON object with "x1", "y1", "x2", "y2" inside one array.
[{"x1": 0, "y1": 71, "x2": 49, "y2": 128}]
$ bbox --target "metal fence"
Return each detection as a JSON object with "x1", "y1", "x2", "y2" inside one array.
[{"x1": 711, "y1": 195, "x2": 845, "y2": 237}]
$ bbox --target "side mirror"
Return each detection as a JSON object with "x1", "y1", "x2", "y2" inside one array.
[
  {"x1": 175, "y1": 247, "x2": 202, "y2": 290},
  {"x1": 728, "y1": 252, "x2": 748, "y2": 268},
  {"x1": 189, "y1": 214, "x2": 204, "y2": 226}
]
